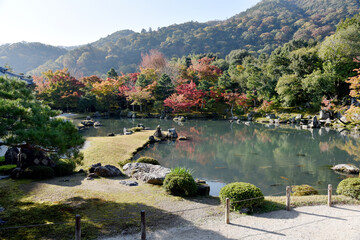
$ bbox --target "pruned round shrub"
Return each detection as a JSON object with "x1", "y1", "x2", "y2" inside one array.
[
  {"x1": 24, "y1": 166, "x2": 55, "y2": 179},
  {"x1": 291, "y1": 184, "x2": 318, "y2": 196},
  {"x1": 119, "y1": 159, "x2": 132, "y2": 168},
  {"x1": 337, "y1": 177, "x2": 360, "y2": 199},
  {"x1": 136, "y1": 157, "x2": 160, "y2": 165},
  {"x1": 0, "y1": 164, "x2": 17, "y2": 174},
  {"x1": 0, "y1": 156, "x2": 5, "y2": 163},
  {"x1": 54, "y1": 159, "x2": 76, "y2": 176},
  {"x1": 163, "y1": 167, "x2": 197, "y2": 197},
  {"x1": 219, "y1": 182, "x2": 264, "y2": 210}
]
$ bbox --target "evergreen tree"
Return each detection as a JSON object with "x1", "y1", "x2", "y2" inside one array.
[
  {"x1": 107, "y1": 68, "x2": 118, "y2": 79},
  {"x1": 155, "y1": 73, "x2": 174, "y2": 100},
  {"x1": 0, "y1": 77, "x2": 84, "y2": 159}
]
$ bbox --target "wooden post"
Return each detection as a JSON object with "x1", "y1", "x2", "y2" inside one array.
[
  {"x1": 328, "y1": 184, "x2": 332, "y2": 207},
  {"x1": 141, "y1": 210, "x2": 146, "y2": 240},
  {"x1": 75, "y1": 214, "x2": 81, "y2": 240},
  {"x1": 225, "y1": 198, "x2": 230, "y2": 224},
  {"x1": 286, "y1": 186, "x2": 291, "y2": 211}
]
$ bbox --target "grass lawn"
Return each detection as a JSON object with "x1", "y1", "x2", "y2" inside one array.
[{"x1": 82, "y1": 130, "x2": 152, "y2": 167}]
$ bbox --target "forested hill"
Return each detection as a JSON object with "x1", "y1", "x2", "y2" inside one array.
[
  {"x1": 8, "y1": 0, "x2": 360, "y2": 77},
  {"x1": 0, "y1": 42, "x2": 67, "y2": 74}
]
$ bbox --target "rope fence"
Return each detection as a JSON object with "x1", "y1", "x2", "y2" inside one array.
[
  {"x1": 0, "y1": 184, "x2": 335, "y2": 240},
  {"x1": 225, "y1": 184, "x2": 333, "y2": 224}
]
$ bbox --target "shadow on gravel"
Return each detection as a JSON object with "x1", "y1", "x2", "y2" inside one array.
[
  {"x1": 332, "y1": 205, "x2": 360, "y2": 213},
  {"x1": 229, "y1": 223, "x2": 286, "y2": 237}
]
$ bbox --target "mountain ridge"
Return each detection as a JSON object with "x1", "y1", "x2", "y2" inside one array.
[{"x1": 1, "y1": 0, "x2": 358, "y2": 76}]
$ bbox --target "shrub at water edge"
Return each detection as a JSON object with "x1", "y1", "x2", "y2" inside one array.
[
  {"x1": 136, "y1": 157, "x2": 160, "y2": 165},
  {"x1": 128, "y1": 127, "x2": 143, "y2": 132},
  {"x1": 24, "y1": 166, "x2": 55, "y2": 179},
  {"x1": 163, "y1": 167, "x2": 197, "y2": 197},
  {"x1": 291, "y1": 184, "x2": 318, "y2": 196},
  {"x1": 337, "y1": 177, "x2": 360, "y2": 199},
  {"x1": 54, "y1": 159, "x2": 76, "y2": 176},
  {"x1": 219, "y1": 182, "x2": 264, "y2": 210}
]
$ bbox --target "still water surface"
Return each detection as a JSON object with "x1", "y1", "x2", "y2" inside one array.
[{"x1": 77, "y1": 118, "x2": 360, "y2": 196}]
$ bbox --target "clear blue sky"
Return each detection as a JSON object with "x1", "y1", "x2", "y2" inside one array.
[{"x1": 0, "y1": 0, "x2": 261, "y2": 46}]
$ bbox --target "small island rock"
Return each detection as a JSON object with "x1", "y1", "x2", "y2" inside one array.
[{"x1": 331, "y1": 164, "x2": 359, "y2": 174}]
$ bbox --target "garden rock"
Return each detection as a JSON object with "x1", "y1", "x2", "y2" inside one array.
[
  {"x1": 167, "y1": 128, "x2": 178, "y2": 139},
  {"x1": 11, "y1": 168, "x2": 23, "y2": 179},
  {"x1": 197, "y1": 183, "x2": 210, "y2": 196},
  {"x1": 127, "y1": 111, "x2": 133, "y2": 118},
  {"x1": 89, "y1": 163, "x2": 101, "y2": 173},
  {"x1": 137, "y1": 124, "x2": 145, "y2": 129},
  {"x1": 331, "y1": 164, "x2": 359, "y2": 174},
  {"x1": 123, "y1": 163, "x2": 171, "y2": 185},
  {"x1": 93, "y1": 111, "x2": 101, "y2": 118},
  {"x1": 295, "y1": 114, "x2": 302, "y2": 121},
  {"x1": 154, "y1": 125, "x2": 164, "y2": 139},
  {"x1": 178, "y1": 136, "x2": 188, "y2": 140},
  {"x1": 81, "y1": 120, "x2": 94, "y2": 126},
  {"x1": 94, "y1": 165, "x2": 122, "y2": 177},
  {"x1": 119, "y1": 180, "x2": 138, "y2": 186},
  {"x1": 148, "y1": 135, "x2": 155, "y2": 143},
  {"x1": 319, "y1": 110, "x2": 330, "y2": 120},
  {"x1": 247, "y1": 114, "x2": 253, "y2": 121},
  {"x1": 308, "y1": 116, "x2": 321, "y2": 128},
  {"x1": 266, "y1": 114, "x2": 276, "y2": 119},
  {"x1": 340, "y1": 116, "x2": 348, "y2": 124},
  {"x1": 17, "y1": 148, "x2": 53, "y2": 169},
  {"x1": 123, "y1": 128, "x2": 132, "y2": 135},
  {"x1": 325, "y1": 118, "x2": 332, "y2": 127},
  {"x1": 4, "y1": 147, "x2": 19, "y2": 165},
  {"x1": 94, "y1": 121, "x2": 102, "y2": 127}
]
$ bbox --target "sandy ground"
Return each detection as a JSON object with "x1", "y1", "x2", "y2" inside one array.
[{"x1": 103, "y1": 205, "x2": 360, "y2": 240}]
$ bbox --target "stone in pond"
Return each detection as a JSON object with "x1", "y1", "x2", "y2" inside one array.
[
  {"x1": 331, "y1": 164, "x2": 359, "y2": 174},
  {"x1": 178, "y1": 136, "x2": 187, "y2": 140}
]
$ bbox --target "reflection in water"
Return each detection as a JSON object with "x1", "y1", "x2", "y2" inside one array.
[{"x1": 77, "y1": 118, "x2": 360, "y2": 196}]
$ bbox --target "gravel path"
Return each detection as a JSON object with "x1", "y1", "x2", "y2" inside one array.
[{"x1": 103, "y1": 205, "x2": 360, "y2": 240}]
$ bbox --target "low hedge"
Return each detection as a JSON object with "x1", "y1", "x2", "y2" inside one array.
[
  {"x1": 163, "y1": 167, "x2": 197, "y2": 197},
  {"x1": 136, "y1": 157, "x2": 160, "y2": 165},
  {"x1": 219, "y1": 182, "x2": 264, "y2": 211},
  {"x1": 0, "y1": 164, "x2": 17, "y2": 174},
  {"x1": 337, "y1": 177, "x2": 360, "y2": 199},
  {"x1": 24, "y1": 166, "x2": 55, "y2": 179},
  {"x1": 54, "y1": 159, "x2": 76, "y2": 176}
]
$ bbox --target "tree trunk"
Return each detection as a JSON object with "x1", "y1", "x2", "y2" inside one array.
[{"x1": 230, "y1": 103, "x2": 234, "y2": 119}]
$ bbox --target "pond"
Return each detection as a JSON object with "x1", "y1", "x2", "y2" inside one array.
[{"x1": 77, "y1": 117, "x2": 360, "y2": 196}]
